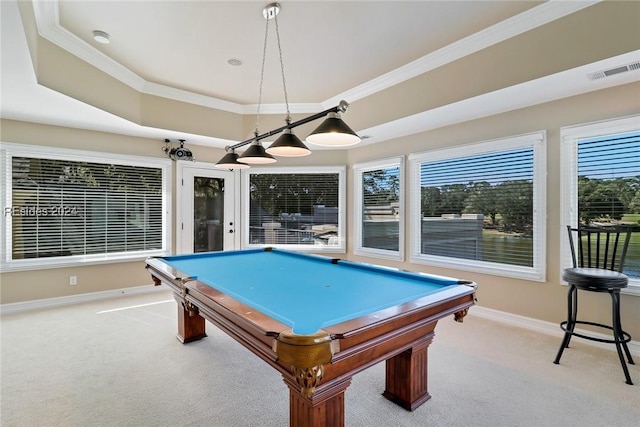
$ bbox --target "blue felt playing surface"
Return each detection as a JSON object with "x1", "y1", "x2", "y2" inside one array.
[{"x1": 158, "y1": 249, "x2": 459, "y2": 334}]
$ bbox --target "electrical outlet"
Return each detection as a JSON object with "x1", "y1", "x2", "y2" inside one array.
[{"x1": 69, "y1": 276, "x2": 77, "y2": 286}]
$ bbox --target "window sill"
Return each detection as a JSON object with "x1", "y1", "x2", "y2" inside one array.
[
  {"x1": 411, "y1": 254, "x2": 545, "y2": 282},
  {"x1": 622, "y1": 285, "x2": 640, "y2": 297},
  {"x1": 354, "y1": 247, "x2": 403, "y2": 261},
  {"x1": 0, "y1": 250, "x2": 168, "y2": 272}
]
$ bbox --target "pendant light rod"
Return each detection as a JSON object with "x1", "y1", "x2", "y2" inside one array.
[
  {"x1": 225, "y1": 101, "x2": 350, "y2": 152},
  {"x1": 215, "y1": 1, "x2": 359, "y2": 170}
]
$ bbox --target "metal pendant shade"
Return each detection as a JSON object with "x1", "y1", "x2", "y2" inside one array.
[
  {"x1": 215, "y1": 150, "x2": 250, "y2": 169},
  {"x1": 266, "y1": 129, "x2": 311, "y2": 157},
  {"x1": 238, "y1": 141, "x2": 276, "y2": 164},
  {"x1": 306, "y1": 112, "x2": 361, "y2": 147},
  {"x1": 212, "y1": 3, "x2": 360, "y2": 169}
]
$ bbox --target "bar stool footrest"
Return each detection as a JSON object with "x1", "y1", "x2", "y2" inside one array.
[{"x1": 559, "y1": 320, "x2": 632, "y2": 345}]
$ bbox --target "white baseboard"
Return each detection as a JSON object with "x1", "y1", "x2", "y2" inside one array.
[
  {"x1": 2, "y1": 287, "x2": 638, "y2": 358},
  {"x1": 470, "y1": 305, "x2": 640, "y2": 357},
  {"x1": 0, "y1": 284, "x2": 169, "y2": 315}
]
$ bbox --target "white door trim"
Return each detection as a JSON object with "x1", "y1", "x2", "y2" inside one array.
[{"x1": 176, "y1": 161, "x2": 240, "y2": 254}]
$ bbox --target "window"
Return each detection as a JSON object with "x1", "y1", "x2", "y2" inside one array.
[
  {"x1": 241, "y1": 166, "x2": 345, "y2": 252},
  {"x1": 1, "y1": 143, "x2": 171, "y2": 271},
  {"x1": 561, "y1": 116, "x2": 640, "y2": 294},
  {"x1": 353, "y1": 157, "x2": 403, "y2": 260},
  {"x1": 409, "y1": 132, "x2": 546, "y2": 280}
]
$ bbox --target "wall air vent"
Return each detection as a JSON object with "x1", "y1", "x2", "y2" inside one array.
[{"x1": 587, "y1": 61, "x2": 640, "y2": 80}]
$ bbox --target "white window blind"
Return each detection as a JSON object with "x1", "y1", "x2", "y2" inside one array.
[
  {"x1": 353, "y1": 157, "x2": 403, "y2": 259},
  {"x1": 410, "y1": 132, "x2": 546, "y2": 280},
  {"x1": 2, "y1": 147, "x2": 169, "y2": 269},
  {"x1": 243, "y1": 168, "x2": 345, "y2": 251},
  {"x1": 577, "y1": 131, "x2": 640, "y2": 280}
]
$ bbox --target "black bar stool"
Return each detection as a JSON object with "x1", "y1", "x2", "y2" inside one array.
[{"x1": 554, "y1": 225, "x2": 635, "y2": 385}]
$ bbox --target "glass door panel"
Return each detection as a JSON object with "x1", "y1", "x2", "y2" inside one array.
[
  {"x1": 194, "y1": 176, "x2": 224, "y2": 252},
  {"x1": 178, "y1": 164, "x2": 236, "y2": 254}
]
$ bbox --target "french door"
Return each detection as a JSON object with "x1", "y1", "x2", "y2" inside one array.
[{"x1": 177, "y1": 163, "x2": 238, "y2": 254}]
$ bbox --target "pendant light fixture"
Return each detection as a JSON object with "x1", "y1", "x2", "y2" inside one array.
[
  {"x1": 216, "y1": 3, "x2": 360, "y2": 170},
  {"x1": 266, "y1": 123, "x2": 311, "y2": 157},
  {"x1": 262, "y1": 3, "x2": 310, "y2": 158},
  {"x1": 239, "y1": 138, "x2": 276, "y2": 164},
  {"x1": 214, "y1": 149, "x2": 250, "y2": 169},
  {"x1": 306, "y1": 105, "x2": 361, "y2": 147}
]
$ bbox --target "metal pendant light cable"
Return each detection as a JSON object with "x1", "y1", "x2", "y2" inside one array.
[
  {"x1": 254, "y1": 15, "x2": 271, "y2": 135},
  {"x1": 273, "y1": 12, "x2": 291, "y2": 122},
  {"x1": 216, "y1": 2, "x2": 359, "y2": 169}
]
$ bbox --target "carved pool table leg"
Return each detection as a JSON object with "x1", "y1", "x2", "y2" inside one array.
[
  {"x1": 454, "y1": 308, "x2": 469, "y2": 322},
  {"x1": 382, "y1": 334, "x2": 434, "y2": 411},
  {"x1": 174, "y1": 296, "x2": 207, "y2": 344},
  {"x1": 284, "y1": 376, "x2": 351, "y2": 427}
]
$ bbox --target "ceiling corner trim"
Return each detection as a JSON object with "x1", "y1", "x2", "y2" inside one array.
[
  {"x1": 327, "y1": 0, "x2": 602, "y2": 106},
  {"x1": 32, "y1": 0, "x2": 146, "y2": 91},
  {"x1": 32, "y1": 0, "x2": 246, "y2": 114},
  {"x1": 241, "y1": 103, "x2": 327, "y2": 115},
  {"x1": 31, "y1": 0, "x2": 603, "y2": 121},
  {"x1": 356, "y1": 49, "x2": 638, "y2": 148},
  {"x1": 142, "y1": 82, "x2": 244, "y2": 115},
  {"x1": 31, "y1": 0, "x2": 58, "y2": 29}
]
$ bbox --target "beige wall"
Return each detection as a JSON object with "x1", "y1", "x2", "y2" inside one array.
[
  {"x1": 1, "y1": 82, "x2": 639, "y2": 340},
  {"x1": 346, "y1": 81, "x2": 640, "y2": 339},
  {"x1": 0, "y1": 121, "x2": 179, "y2": 303},
  {"x1": 0, "y1": 119, "x2": 347, "y2": 304}
]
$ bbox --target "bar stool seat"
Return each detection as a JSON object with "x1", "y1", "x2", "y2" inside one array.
[
  {"x1": 563, "y1": 267, "x2": 629, "y2": 290},
  {"x1": 554, "y1": 225, "x2": 635, "y2": 385}
]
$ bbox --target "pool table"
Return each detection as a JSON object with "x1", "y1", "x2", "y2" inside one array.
[{"x1": 146, "y1": 248, "x2": 476, "y2": 427}]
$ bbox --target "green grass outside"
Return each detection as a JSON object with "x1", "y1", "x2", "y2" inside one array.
[
  {"x1": 479, "y1": 228, "x2": 640, "y2": 278},
  {"x1": 622, "y1": 213, "x2": 640, "y2": 225}
]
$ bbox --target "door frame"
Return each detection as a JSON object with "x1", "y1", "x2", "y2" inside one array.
[{"x1": 176, "y1": 161, "x2": 240, "y2": 254}]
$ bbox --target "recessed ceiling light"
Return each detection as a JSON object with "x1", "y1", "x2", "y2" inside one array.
[
  {"x1": 92, "y1": 30, "x2": 110, "y2": 44},
  {"x1": 227, "y1": 58, "x2": 242, "y2": 66}
]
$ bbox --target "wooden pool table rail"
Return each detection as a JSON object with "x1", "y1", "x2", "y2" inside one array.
[{"x1": 146, "y1": 257, "x2": 476, "y2": 427}]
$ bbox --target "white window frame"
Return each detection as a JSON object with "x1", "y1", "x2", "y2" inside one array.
[
  {"x1": 409, "y1": 131, "x2": 547, "y2": 281},
  {"x1": 560, "y1": 115, "x2": 640, "y2": 295},
  {"x1": 0, "y1": 142, "x2": 172, "y2": 271},
  {"x1": 240, "y1": 166, "x2": 346, "y2": 253},
  {"x1": 353, "y1": 157, "x2": 404, "y2": 260}
]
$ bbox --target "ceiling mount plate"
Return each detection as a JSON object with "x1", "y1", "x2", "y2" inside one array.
[{"x1": 263, "y1": 3, "x2": 281, "y2": 20}]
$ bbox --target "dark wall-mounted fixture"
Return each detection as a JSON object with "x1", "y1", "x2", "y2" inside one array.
[
  {"x1": 215, "y1": 3, "x2": 360, "y2": 170},
  {"x1": 163, "y1": 139, "x2": 195, "y2": 161}
]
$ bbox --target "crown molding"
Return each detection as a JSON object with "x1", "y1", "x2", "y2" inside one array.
[
  {"x1": 323, "y1": 0, "x2": 601, "y2": 106},
  {"x1": 240, "y1": 103, "x2": 326, "y2": 115},
  {"x1": 32, "y1": 0, "x2": 146, "y2": 91},
  {"x1": 141, "y1": 81, "x2": 245, "y2": 114},
  {"x1": 32, "y1": 0, "x2": 600, "y2": 116},
  {"x1": 357, "y1": 50, "x2": 640, "y2": 147}
]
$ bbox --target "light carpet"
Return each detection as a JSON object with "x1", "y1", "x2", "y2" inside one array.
[{"x1": 1, "y1": 290, "x2": 638, "y2": 426}]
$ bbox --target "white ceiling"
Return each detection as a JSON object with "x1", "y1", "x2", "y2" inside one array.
[
  {"x1": 55, "y1": 0, "x2": 541, "y2": 105},
  {"x1": 1, "y1": 0, "x2": 639, "y2": 149}
]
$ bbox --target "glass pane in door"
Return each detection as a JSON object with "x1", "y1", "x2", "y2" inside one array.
[{"x1": 193, "y1": 177, "x2": 225, "y2": 252}]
